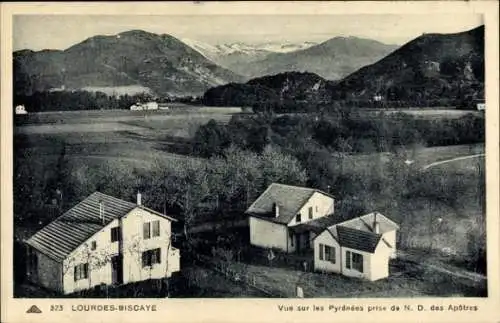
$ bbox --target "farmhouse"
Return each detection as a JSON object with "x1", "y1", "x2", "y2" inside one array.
[
  {"x1": 24, "y1": 192, "x2": 180, "y2": 295},
  {"x1": 130, "y1": 101, "x2": 159, "y2": 111},
  {"x1": 246, "y1": 183, "x2": 336, "y2": 253},
  {"x1": 313, "y1": 212, "x2": 399, "y2": 281}
]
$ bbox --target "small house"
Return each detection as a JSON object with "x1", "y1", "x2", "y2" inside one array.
[
  {"x1": 24, "y1": 192, "x2": 180, "y2": 295},
  {"x1": 246, "y1": 183, "x2": 335, "y2": 253},
  {"x1": 313, "y1": 212, "x2": 399, "y2": 281}
]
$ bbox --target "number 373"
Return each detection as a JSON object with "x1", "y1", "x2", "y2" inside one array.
[{"x1": 50, "y1": 304, "x2": 64, "y2": 311}]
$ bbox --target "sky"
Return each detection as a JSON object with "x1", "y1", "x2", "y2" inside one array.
[{"x1": 13, "y1": 14, "x2": 483, "y2": 51}]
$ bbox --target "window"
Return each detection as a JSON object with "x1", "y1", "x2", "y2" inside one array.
[
  {"x1": 308, "y1": 207, "x2": 313, "y2": 219},
  {"x1": 152, "y1": 220, "x2": 160, "y2": 237},
  {"x1": 346, "y1": 251, "x2": 363, "y2": 272},
  {"x1": 296, "y1": 213, "x2": 301, "y2": 223},
  {"x1": 142, "y1": 248, "x2": 161, "y2": 267},
  {"x1": 144, "y1": 220, "x2": 161, "y2": 239},
  {"x1": 325, "y1": 246, "x2": 336, "y2": 263},
  {"x1": 111, "y1": 227, "x2": 121, "y2": 242},
  {"x1": 143, "y1": 222, "x2": 151, "y2": 239},
  {"x1": 319, "y1": 243, "x2": 324, "y2": 260},
  {"x1": 352, "y1": 252, "x2": 364, "y2": 272},
  {"x1": 91, "y1": 241, "x2": 97, "y2": 250},
  {"x1": 74, "y1": 263, "x2": 89, "y2": 281}
]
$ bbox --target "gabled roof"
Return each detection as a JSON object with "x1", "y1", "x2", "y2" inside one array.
[
  {"x1": 245, "y1": 183, "x2": 334, "y2": 224},
  {"x1": 336, "y1": 226, "x2": 382, "y2": 253},
  {"x1": 25, "y1": 192, "x2": 176, "y2": 262},
  {"x1": 316, "y1": 211, "x2": 399, "y2": 253}
]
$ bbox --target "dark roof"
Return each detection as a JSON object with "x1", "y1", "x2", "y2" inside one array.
[
  {"x1": 335, "y1": 212, "x2": 399, "y2": 234},
  {"x1": 336, "y1": 226, "x2": 382, "y2": 253},
  {"x1": 289, "y1": 215, "x2": 341, "y2": 234},
  {"x1": 245, "y1": 183, "x2": 334, "y2": 224},
  {"x1": 25, "y1": 192, "x2": 176, "y2": 261}
]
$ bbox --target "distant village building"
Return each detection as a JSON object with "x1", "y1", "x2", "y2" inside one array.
[
  {"x1": 24, "y1": 192, "x2": 180, "y2": 295},
  {"x1": 130, "y1": 102, "x2": 159, "y2": 111},
  {"x1": 246, "y1": 183, "x2": 399, "y2": 281},
  {"x1": 476, "y1": 100, "x2": 485, "y2": 111},
  {"x1": 15, "y1": 105, "x2": 28, "y2": 115},
  {"x1": 373, "y1": 95, "x2": 383, "y2": 102}
]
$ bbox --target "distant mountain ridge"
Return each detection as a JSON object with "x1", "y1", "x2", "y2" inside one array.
[
  {"x1": 202, "y1": 26, "x2": 484, "y2": 108},
  {"x1": 181, "y1": 39, "x2": 319, "y2": 77},
  {"x1": 235, "y1": 36, "x2": 399, "y2": 80},
  {"x1": 14, "y1": 30, "x2": 244, "y2": 97}
]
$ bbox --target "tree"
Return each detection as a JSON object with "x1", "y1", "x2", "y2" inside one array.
[{"x1": 158, "y1": 159, "x2": 211, "y2": 239}]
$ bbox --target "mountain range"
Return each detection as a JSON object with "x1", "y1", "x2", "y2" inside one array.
[
  {"x1": 234, "y1": 37, "x2": 398, "y2": 80},
  {"x1": 181, "y1": 39, "x2": 319, "y2": 76},
  {"x1": 14, "y1": 30, "x2": 243, "y2": 97},
  {"x1": 202, "y1": 26, "x2": 484, "y2": 107},
  {"x1": 14, "y1": 25, "x2": 484, "y2": 103}
]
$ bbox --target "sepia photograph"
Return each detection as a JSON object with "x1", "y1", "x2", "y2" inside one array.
[{"x1": 1, "y1": 2, "x2": 499, "y2": 323}]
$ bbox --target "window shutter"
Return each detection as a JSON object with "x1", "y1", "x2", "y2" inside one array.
[
  {"x1": 153, "y1": 221, "x2": 160, "y2": 237},
  {"x1": 143, "y1": 222, "x2": 150, "y2": 239},
  {"x1": 308, "y1": 207, "x2": 313, "y2": 219},
  {"x1": 84, "y1": 263, "x2": 89, "y2": 278},
  {"x1": 319, "y1": 244, "x2": 324, "y2": 260},
  {"x1": 332, "y1": 247, "x2": 336, "y2": 263},
  {"x1": 142, "y1": 252, "x2": 147, "y2": 267},
  {"x1": 74, "y1": 266, "x2": 78, "y2": 281},
  {"x1": 346, "y1": 251, "x2": 351, "y2": 269}
]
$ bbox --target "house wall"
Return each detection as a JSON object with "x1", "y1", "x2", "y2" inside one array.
[
  {"x1": 121, "y1": 208, "x2": 178, "y2": 284},
  {"x1": 369, "y1": 242, "x2": 392, "y2": 281},
  {"x1": 382, "y1": 230, "x2": 397, "y2": 258},
  {"x1": 63, "y1": 219, "x2": 120, "y2": 294},
  {"x1": 249, "y1": 216, "x2": 289, "y2": 252},
  {"x1": 288, "y1": 192, "x2": 334, "y2": 226},
  {"x1": 313, "y1": 231, "x2": 341, "y2": 273},
  {"x1": 27, "y1": 248, "x2": 63, "y2": 293},
  {"x1": 62, "y1": 209, "x2": 179, "y2": 294}
]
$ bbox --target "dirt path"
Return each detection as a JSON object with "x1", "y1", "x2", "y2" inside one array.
[
  {"x1": 397, "y1": 251, "x2": 486, "y2": 283},
  {"x1": 422, "y1": 154, "x2": 485, "y2": 170}
]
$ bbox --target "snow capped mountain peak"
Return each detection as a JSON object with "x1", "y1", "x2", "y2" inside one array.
[{"x1": 181, "y1": 38, "x2": 318, "y2": 59}]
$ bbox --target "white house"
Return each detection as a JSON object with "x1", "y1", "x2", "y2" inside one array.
[
  {"x1": 313, "y1": 212, "x2": 399, "y2": 281},
  {"x1": 15, "y1": 105, "x2": 28, "y2": 115},
  {"x1": 24, "y1": 192, "x2": 180, "y2": 295},
  {"x1": 246, "y1": 183, "x2": 336, "y2": 253},
  {"x1": 130, "y1": 102, "x2": 159, "y2": 111}
]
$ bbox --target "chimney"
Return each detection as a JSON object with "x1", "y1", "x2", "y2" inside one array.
[
  {"x1": 373, "y1": 213, "x2": 380, "y2": 234},
  {"x1": 137, "y1": 191, "x2": 142, "y2": 206},
  {"x1": 99, "y1": 200, "x2": 104, "y2": 224},
  {"x1": 273, "y1": 203, "x2": 280, "y2": 218}
]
